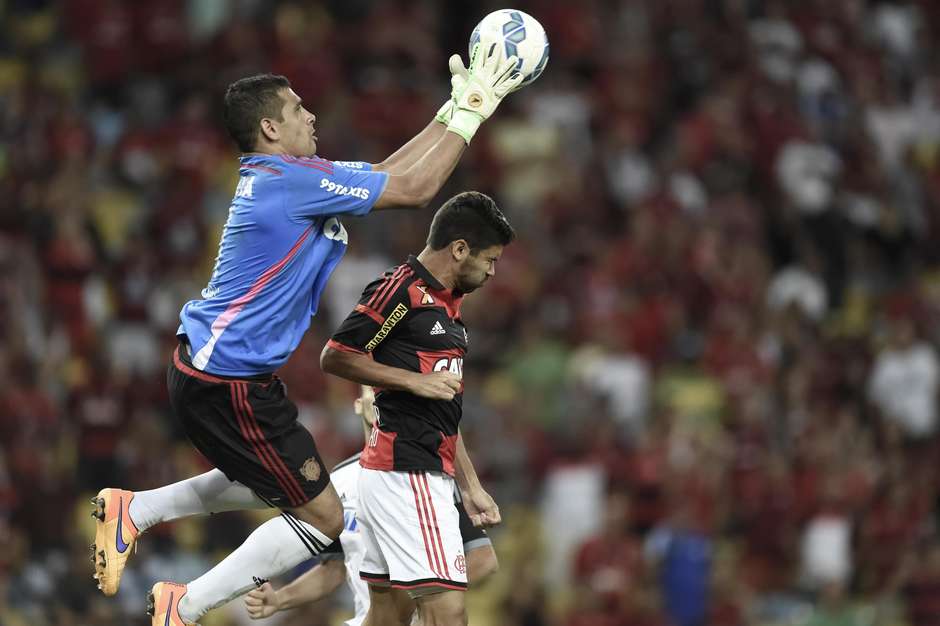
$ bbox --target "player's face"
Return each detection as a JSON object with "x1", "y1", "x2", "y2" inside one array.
[
  {"x1": 455, "y1": 244, "x2": 503, "y2": 293},
  {"x1": 277, "y1": 88, "x2": 318, "y2": 156}
]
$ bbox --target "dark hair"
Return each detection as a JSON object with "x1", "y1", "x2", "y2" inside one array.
[
  {"x1": 223, "y1": 74, "x2": 292, "y2": 152},
  {"x1": 427, "y1": 192, "x2": 515, "y2": 252}
]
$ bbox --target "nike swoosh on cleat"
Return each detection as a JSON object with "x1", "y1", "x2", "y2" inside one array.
[
  {"x1": 116, "y1": 496, "x2": 129, "y2": 553},
  {"x1": 165, "y1": 592, "x2": 174, "y2": 626}
]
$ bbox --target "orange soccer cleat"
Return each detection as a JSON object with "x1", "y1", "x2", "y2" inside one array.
[
  {"x1": 147, "y1": 582, "x2": 196, "y2": 626},
  {"x1": 90, "y1": 487, "x2": 140, "y2": 595}
]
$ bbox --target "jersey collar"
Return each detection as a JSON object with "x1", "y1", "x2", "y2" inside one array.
[
  {"x1": 407, "y1": 255, "x2": 464, "y2": 319},
  {"x1": 406, "y1": 255, "x2": 446, "y2": 291}
]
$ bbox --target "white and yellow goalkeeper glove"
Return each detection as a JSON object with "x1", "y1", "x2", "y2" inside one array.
[
  {"x1": 434, "y1": 56, "x2": 468, "y2": 126},
  {"x1": 444, "y1": 40, "x2": 523, "y2": 144}
]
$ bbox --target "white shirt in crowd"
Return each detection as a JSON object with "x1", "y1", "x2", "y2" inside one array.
[{"x1": 868, "y1": 340, "x2": 940, "y2": 438}]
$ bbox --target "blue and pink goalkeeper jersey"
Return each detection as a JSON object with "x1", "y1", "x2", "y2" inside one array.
[{"x1": 178, "y1": 154, "x2": 389, "y2": 376}]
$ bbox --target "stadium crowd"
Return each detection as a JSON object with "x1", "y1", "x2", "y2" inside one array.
[{"x1": 3, "y1": 0, "x2": 940, "y2": 624}]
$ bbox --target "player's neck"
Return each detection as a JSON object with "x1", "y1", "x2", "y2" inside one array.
[{"x1": 416, "y1": 247, "x2": 457, "y2": 291}]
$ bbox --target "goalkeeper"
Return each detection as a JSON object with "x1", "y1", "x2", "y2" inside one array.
[{"x1": 90, "y1": 34, "x2": 520, "y2": 626}]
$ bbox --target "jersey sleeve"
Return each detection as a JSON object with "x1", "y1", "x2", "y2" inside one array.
[
  {"x1": 327, "y1": 268, "x2": 412, "y2": 354},
  {"x1": 282, "y1": 157, "x2": 388, "y2": 221},
  {"x1": 327, "y1": 160, "x2": 373, "y2": 171}
]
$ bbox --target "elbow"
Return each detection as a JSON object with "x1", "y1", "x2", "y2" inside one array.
[{"x1": 320, "y1": 345, "x2": 338, "y2": 375}]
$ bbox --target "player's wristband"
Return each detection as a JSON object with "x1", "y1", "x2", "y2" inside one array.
[
  {"x1": 447, "y1": 109, "x2": 484, "y2": 144},
  {"x1": 435, "y1": 99, "x2": 454, "y2": 126}
]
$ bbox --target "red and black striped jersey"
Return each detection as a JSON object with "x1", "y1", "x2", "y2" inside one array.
[{"x1": 327, "y1": 256, "x2": 468, "y2": 475}]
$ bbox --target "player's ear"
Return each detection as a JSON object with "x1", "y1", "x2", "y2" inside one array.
[
  {"x1": 259, "y1": 117, "x2": 279, "y2": 144},
  {"x1": 451, "y1": 239, "x2": 470, "y2": 261}
]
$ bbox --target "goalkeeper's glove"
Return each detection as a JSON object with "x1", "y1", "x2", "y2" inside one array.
[
  {"x1": 446, "y1": 39, "x2": 523, "y2": 144},
  {"x1": 434, "y1": 56, "x2": 469, "y2": 126}
]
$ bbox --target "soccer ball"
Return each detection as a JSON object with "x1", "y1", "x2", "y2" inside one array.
[{"x1": 470, "y1": 9, "x2": 549, "y2": 89}]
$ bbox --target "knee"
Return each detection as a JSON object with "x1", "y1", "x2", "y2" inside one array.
[
  {"x1": 322, "y1": 511, "x2": 344, "y2": 539},
  {"x1": 421, "y1": 603, "x2": 466, "y2": 626},
  {"x1": 313, "y1": 501, "x2": 343, "y2": 539},
  {"x1": 429, "y1": 610, "x2": 467, "y2": 626},
  {"x1": 439, "y1": 608, "x2": 467, "y2": 626}
]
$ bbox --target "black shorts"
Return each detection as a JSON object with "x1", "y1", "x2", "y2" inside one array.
[{"x1": 167, "y1": 344, "x2": 330, "y2": 508}]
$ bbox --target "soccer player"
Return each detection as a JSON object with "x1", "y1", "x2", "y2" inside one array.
[
  {"x1": 320, "y1": 191, "x2": 514, "y2": 626},
  {"x1": 90, "y1": 39, "x2": 522, "y2": 626},
  {"x1": 243, "y1": 385, "x2": 498, "y2": 625}
]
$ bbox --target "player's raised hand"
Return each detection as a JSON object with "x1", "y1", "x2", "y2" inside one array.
[
  {"x1": 463, "y1": 487, "x2": 501, "y2": 528},
  {"x1": 434, "y1": 54, "x2": 471, "y2": 126},
  {"x1": 468, "y1": 37, "x2": 524, "y2": 98},
  {"x1": 244, "y1": 582, "x2": 280, "y2": 619},
  {"x1": 446, "y1": 33, "x2": 523, "y2": 144},
  {"x1": 407, "y1": 371, "x2": 462, "y2": 400}
]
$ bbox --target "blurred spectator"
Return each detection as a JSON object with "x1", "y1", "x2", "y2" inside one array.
[
  {"x1": 799, "y1": 479, "x2": 853, "y2": 591},
  {"x1": 572, "y1": 490, "x2": 645, "y2": 607},
  {"x1": 766, "y1": 240, "x2": 829, "y2": 322},
  {"x1": 776, "y1": 139, "x2": 841, "y2": 216},
  {"x1": 569, "y1": 342, "x2": 652, "y2": 438},
  {"x1": 645, "y1": 498, "x2": 714, "y2": 626},
  {"x1": 868, "y1": 316, "x2": 940, "y2": 439},
  {"x1": 540, "y1": 461, "x2": 605, "y2": 588}
]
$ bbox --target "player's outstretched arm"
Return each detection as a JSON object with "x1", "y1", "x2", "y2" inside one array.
[
  {"x1": 371, "y1": 131, "x2": 467, "y2": 210},
  {"x1": 371, "y1": 38, "x2": 521, "y2": 211},
  {"x1": 372, "y1": 53, "x2": 470, "y2": 175},
  {"x1": 321, "y1": 346, "x2": 461, "y2": 401},
  {"x1": 373, "y1": 120, "x2": 448, "y2": 176},
  {"x1": 243, "y1": 560, "x2": 346, "y2": 619}
]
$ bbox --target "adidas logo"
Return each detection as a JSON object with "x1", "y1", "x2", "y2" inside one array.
[{"x1": 430, "y1": 321, "x2": 446, "y2": 335}]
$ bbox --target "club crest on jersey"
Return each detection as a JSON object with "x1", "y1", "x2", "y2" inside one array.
[
  {"x1": 454, "y1": 554, "x2": 466, "y2": 574},
  {"x1": 416, "y1": 285, "x2": 434, "y2": 305},
  {"x1": 300, "y1": 458, "x2": 322, "y2": 482}
]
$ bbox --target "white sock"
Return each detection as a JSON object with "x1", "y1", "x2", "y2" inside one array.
[
  {"x1": 128, "y1": 470, "x2": 267, "y2": 532},
  {"x1": 178, "y1": 513, "x2": 333, "y2": 622}
]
